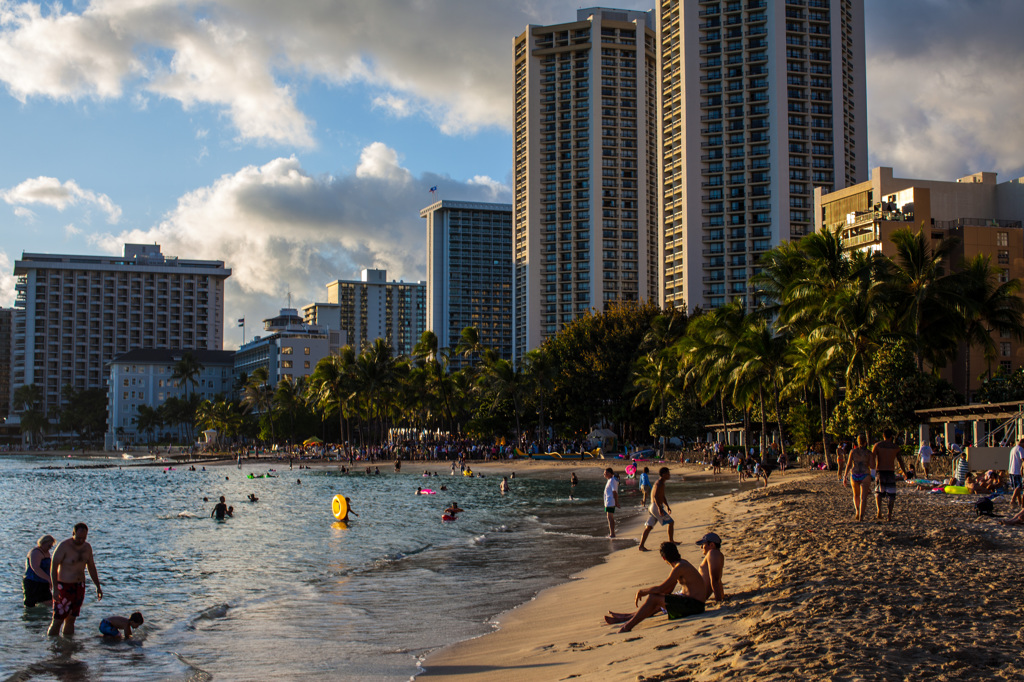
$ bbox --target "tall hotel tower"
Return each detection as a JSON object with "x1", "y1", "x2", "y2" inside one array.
[
  {"x1": 513, "y1": 8, "x2": 659, "y2": 359},
  {"x1": 659, "y1": 0, "x2": 866, "y2": 310}
]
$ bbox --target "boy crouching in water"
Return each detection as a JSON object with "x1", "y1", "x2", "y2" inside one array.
[{"x1": 99, "y1": 612, "x2": 143, "y2": 638}]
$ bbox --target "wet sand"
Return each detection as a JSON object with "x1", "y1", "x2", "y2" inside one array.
[{"x1": 421, "y1": 471, "x2": 1024, "y2": 681}]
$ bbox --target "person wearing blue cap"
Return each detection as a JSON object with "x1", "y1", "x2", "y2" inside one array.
[{"x1": 696, "y1": 533, "x2": 726, "y2": 603}]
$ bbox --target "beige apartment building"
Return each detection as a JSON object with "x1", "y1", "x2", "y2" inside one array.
[
  {"x1": 302, "y1": 269, "x2": 425, "y2": 358},
  {"x1": 816, "y1": 166, "x2": 1024, "y2": 399},
  {"x1": 513, "y1": 7, "x2": 659, "y2": 359},
  {"x1": 659, "y1": 0, "x2": 866, "y2": 312}
]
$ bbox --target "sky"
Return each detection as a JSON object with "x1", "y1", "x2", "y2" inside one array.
[{"x1": 0, "y1": 0, "x2": 1021, "y2": 349}]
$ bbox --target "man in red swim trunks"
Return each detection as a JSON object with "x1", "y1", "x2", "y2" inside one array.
[{"x1": 48, "y1": 522, "x2": 102, "y2": 637}]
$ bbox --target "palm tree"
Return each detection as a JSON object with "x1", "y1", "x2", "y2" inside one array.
[
  {"x1": 135, "y1": 404, "x2": 163, "y2": 444},
  {"x1": 171, "y1": 352, "x2": 204, "y2": 444},
  {"x1": 242, "y1": 366, "x2": 276, "y2": 443},
  {"x1": 308, "y1": 347, "x2": 357, "y2": 444},
  {"x1": 479, "y1": 358, "x2": 527, "y2": 443},
  {"x1": 454, "y1": 326, "x2": 485, "y2": 370},
  {"x1": 633, "y1": 350, "x2": 680, "y2": 458},
  {"x1": 958, "y1": 254, "x2": 1024, "y2": 399},
  {"x1": 13, "y1": 383, "x2": 48, "y2": 444},
  {"x1": 887, "y1": 226, "x2": 963, "y2": 371},
  {"x1": 680, "y1": 303, "x2": 746, "y2": 445}
]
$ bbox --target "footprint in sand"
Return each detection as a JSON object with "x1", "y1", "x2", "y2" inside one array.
[{"x1": 654, "y1": 643, "x2": 678, "y2": 650}]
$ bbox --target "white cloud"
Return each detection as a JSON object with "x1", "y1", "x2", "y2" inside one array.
[
  {"x1": 90, "y1": 144, "x2": 512, "y2": 347},
  {"x1": 371, "y1": 93, "x2": 412, "y2": 118},
  {"x1": 0, "y1": 0, "x2": 629, "y2": 144},
  {"x1": 12, "y1": 206, "x2": 34, "y2": 220},
  {"x1": 64, "y1": 223, "x2": 81, "y2": 237},
  {"x1": 467, "y1": 175, "x2": 510, "y2": 199},
  {"x1": 355, "y1": 141, "x2": 409, "y2": 182},
  {"x1": 0, "y1": 250, "x2": 15, "y2": 307},
  {"x1": 1, "y1": 176, "x2": 122, "y2": 223}
]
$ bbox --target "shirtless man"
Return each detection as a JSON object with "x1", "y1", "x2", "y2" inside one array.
[
  {"x1": 48, "y1": 523, "x2": 102, "y2": 637},
  {"x1": 604, "y1": 542, "x2": 706, "y2": 632},
  {"x1": 637, "y1": 467, "x2": 675, "y2": 551},
  {"x1": 870, "y1": 428, "x2": 911, "y2": 522},
  {"x1": 696, "y1": 533, "x2": 725, "y2": 603}
]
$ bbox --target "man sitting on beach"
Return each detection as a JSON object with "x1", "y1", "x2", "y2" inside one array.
[
  {"x1": 697, "y1": 533, "x2": 726, "y2": 603},
  {"x1": 604, "y1": 542, "x2": 706, "y2": 633}
]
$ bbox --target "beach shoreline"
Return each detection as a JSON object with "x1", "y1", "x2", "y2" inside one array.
[{"x1": 418, "y1": 470, "x2": 1024, "y2": 681}]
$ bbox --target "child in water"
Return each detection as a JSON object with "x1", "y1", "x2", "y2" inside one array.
[{"x1": 99, "y1": 612, "x2": 144, "y2": 638}]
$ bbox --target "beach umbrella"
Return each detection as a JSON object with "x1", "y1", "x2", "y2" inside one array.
[{"x1": 303, "y1": 436, "x2": 323, "y2": 446}]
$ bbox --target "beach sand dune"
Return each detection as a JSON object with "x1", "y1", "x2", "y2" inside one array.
[{"x1": 422, "y1": 473, "x2": 1024, "y2": 681}]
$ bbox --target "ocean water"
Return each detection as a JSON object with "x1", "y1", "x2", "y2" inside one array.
[{"x1": 0, "y1": 456, "x2": 732, "y2": 681}]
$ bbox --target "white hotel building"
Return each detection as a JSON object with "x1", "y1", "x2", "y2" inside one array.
[
  {"x1": 513, "y1": 7, "x2": 660, "y2": 358},
  {"x1": 11, "y1": 244, "x2": 230, "y2": 422}
]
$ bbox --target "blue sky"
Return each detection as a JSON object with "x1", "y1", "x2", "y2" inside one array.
[{"x1": 1, "y1": 0, "x2": 1022, "y2": 348}]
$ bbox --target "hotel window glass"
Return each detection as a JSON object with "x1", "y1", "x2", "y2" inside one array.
[
  {"x1": 1002, "y1": 342, "x2": 1012, "y2": 357},
  {"x1": 997, "y1": 232, "x2": 1009, "y2": 247},
  {"x1": 281, "y1": 347, "x2": 294, "y2": 355},
  {"x1": 282, "y1": 360, "x2": 293, "y2": 369},
  {"x1": 304, "y1": 347, "x2": 311, "y2": 355},
  {"x1": 998, "y1": 250, "x2": 1010, "y2": 265}
]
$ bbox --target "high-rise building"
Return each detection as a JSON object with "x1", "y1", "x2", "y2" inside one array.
[
  {"x1": 234, "y1": 308, "x2": 332, "y2": 385},
  {"x1": 513, "y1": 7, "x2": 659, "y2": 358},
  {"x1": 0, "y1": 307, "x2": 13, "y2": 419},
  {"x1": 10, "y1": 244, "x2": 230, "y2": 422},
  {"x1": 302, "y1": 269, "x2": 425, "y2": 357},
  {"x1": 817, "y1": 166, "x2": 1024, "y2": 399},
  {"x1": 659, "y1": 0, "x2": 866, "y2": 311},
  {"x1": 420, "y1": 200, "x2": 514, "y2": 365},
  {"x1": 106, "y1": 348, "x2": 236, "y2": 448}
]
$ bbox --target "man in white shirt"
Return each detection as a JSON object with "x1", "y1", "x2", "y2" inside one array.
[
  {"x1": 1009, "y1": 438, "x2": 1024, "y2": 509},
  {"x1": 603, "y1": 468, "x2": 619, "y2": 538},
  {"x1": 918, "y1": 440, "x2": 934, "y2": 478}
]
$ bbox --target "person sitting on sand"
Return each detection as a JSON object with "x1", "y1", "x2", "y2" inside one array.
[
  {"x1": 696, "y1": 533, "x2": 726, "y2": 603},
  {"x1": 99, "y1": 612, "x2": 143, "y2": 638},
  {"x1": 604, "y1": 542, "x2": 706, "y2": 633},
  {"x1": 248, "y1": 493, "x2": 258, "y2": 503}
]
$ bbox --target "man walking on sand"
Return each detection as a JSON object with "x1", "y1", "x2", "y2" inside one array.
[
  {"x1": 638, "y1": 467, "x2": 675, "y2": 551},
  {"x1": 918, "y1": 439, "x2": 934, "y2": 479},
  {"x1": 870, "y1": 428, "x2": 911, "y2": 523},
  {"x1": 48, "y1": 523, "x2": 102, "y2": 637},
  {"x1": 603, "y1": 468, "x2": 619, "y2": 538},
  {"x1": 1009, "y1": 437, "x2": 1024, "y2": 508}
]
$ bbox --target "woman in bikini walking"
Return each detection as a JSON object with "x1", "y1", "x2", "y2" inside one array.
[{"x1": 842, "y1": 434, "x2": 872, "y2": 521}]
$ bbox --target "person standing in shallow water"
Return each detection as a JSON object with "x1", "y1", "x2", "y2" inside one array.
[
  {"x1": 48, "y1": 523, "x2": 102, "y2": 637},
  {"x1": 23, "y1": 534, "x2": 55, "y2": 607},
  {"x1": 570, "y1": 471, "x2": 578, "y2": 499},
  {"x1": 603, "y1": 468, "x2": 619, "y2": 538}
]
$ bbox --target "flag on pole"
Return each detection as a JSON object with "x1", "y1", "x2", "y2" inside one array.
[
  {"x1": 238, "y1": 318, "x2": 245, "y2": 327},
  {"x1": 429, "y1": 186, "x2": 438, "y2": 195}
]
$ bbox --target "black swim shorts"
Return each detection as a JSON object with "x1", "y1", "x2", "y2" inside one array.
[
  {"x1": 664, "y1": 594, "x2": 705, "y2": 620},
  {"x1": 875, "y1": 470, "x2": 898, "y2": 496}
]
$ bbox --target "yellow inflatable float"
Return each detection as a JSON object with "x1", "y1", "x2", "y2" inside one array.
[{"x1": 332, "y1": 494, "x2": 349, "y2": 520}]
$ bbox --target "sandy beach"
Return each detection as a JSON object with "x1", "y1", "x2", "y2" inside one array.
[{"x1": 420, "y1": 471, "x2": 1024, "y2": 681}]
